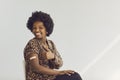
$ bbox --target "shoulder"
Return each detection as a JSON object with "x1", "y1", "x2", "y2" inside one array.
[
  {"x1": 24, "y1": 38, "x2": 38, "y2": 49},
  {"x1": 47, "y1": 39, "x2": 54, "y2": 45},
  {"x1": 28, "y1": 38, "x2": 37, "y2": 44},
  {"x1": 48, "y1": 39, "x2": 55, "y2": 44},
  {"x1": 27, "y1": 38, "x2": 41, "y2": 46},
  {"x1": 24, "y1": 38, "x2": 40, "y2": 53},
  {"x1": 47, "y1": 39, "x2": 56, "y2": 49}
]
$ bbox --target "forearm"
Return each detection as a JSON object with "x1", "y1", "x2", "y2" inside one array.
[
  {"x1": 30, "y1": 59, "x2": 59, "y2": 75},
  {"x1": 54, "y1": 55, "x2": 63, "y2": 68},
  {"x1": 32, "y1": 63, "x2": 59, "y2": 75},
  {"x1": 48, "y1": 56, "x2": 63, "y2": 69},
  {"x1": 49, "y1": 40, "x2": 63, "y2": 68}
]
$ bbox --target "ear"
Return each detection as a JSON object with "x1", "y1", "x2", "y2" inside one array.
[{"x1": 46, "y1": 32, "x2": 48, "y2": 34}]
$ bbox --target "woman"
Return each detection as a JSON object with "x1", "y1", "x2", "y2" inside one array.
[{"x1": 24, "y1": 11, "x2": 82, "y2": 80}]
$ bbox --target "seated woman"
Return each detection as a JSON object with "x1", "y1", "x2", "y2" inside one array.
[{"x1": 24, "y1": 11, "x2": 82, "y2": 80}]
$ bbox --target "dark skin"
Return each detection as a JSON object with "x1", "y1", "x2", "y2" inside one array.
[{"x1": 28, "y1": 21, "x2": 75, "y2": 76}]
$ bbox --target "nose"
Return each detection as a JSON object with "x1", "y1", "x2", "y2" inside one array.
[{"x1": 35, "y1": 28, "x2": 40, "y2": 32}]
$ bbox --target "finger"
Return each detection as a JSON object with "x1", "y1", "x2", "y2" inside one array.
[
  {"x1": 66, "y1": 70, "x2": 74, "y2": 73},
  {"x1": 65, "y1": 71, "x2": 73, "y2": 76},
  {"x1": 69, "y1": 70, "x2": 75, "y2": 73},
  {"x1": 70, "y1": 71, "x2": 75, "y2": 74},
  {"x1": 66, "y1": 71, "x2": 75, "y2": 74},
  {"x1": 66, "y1": 73, "x2": 71, "y2": 76}
]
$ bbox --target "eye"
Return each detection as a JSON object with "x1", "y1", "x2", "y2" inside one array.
[
  {"x1": 39, "y1": 25, "x2": 45, "y2": 30},
  {"x1": 33, "y1": 27, "x2": 36, "y2": 29},
  {"x1": 39, "y1": 27, "x2": 43, "y2": 29}
]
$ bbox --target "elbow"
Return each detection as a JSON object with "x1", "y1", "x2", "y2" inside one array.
[
  {"x1": 31, "y1": 64, "x2": 52, "y2": 75},
  {"x1": 58, "y1": 60, "x2": 63, "y2": 68},
  {"x1": 31, "y1": 64, "x2": 42, "y2": 73}
]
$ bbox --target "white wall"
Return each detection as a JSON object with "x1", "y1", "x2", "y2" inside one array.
[{"x1": 0, "y1": 0, "x2": 120, "y2": 80}]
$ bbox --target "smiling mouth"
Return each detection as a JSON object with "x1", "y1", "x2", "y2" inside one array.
[
  {"x1": 35, "y1": 32, "x2": 42, "y2": 38},
  {"x1": 36, "y1": 32, "x2": 41, "y2": 35}
]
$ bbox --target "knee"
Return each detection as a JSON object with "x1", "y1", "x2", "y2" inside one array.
[
  {"x1": 54, "y1": 71, "x2": 82, "y2": 80},
  {"x1": 71, "y1": 72, "x2": 82, "y2": 80}
]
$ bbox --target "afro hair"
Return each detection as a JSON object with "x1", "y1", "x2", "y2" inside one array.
[{"x1": 27, "y1": 11, "x2": 54, "y2": 36}]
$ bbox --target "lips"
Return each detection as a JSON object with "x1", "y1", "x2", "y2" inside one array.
[
  {"x1": 35, "y1": 32, "x2": 42, "y2": 38},
  {"x1": 36, "y1": 32, "x2": 41, "y2": 35}
]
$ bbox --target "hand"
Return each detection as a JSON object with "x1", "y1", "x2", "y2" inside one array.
[
  {"x1": 58, "y1": 70, "x2": 75, "y2": 76},
  {"x1": 46, "y1": 51, "x2": 55, "y2": 60}
]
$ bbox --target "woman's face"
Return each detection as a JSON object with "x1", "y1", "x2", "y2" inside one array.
[{"x1": 32, "y1": 21, "x2": 47, "y2": 39}]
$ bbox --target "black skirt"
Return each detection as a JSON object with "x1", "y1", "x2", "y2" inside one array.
[{"x1": 54, "y1": 72, "x2": 82, "y2": 80}]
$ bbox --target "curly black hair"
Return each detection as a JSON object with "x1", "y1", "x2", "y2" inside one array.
[{"x1": 27, "y1": 11, "x2": 54, "y2": 36}]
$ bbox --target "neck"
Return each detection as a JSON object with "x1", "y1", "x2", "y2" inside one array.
[
  {"x1": 41, "y1": 37, "x2": 47, "y2": 44},
  {"x1": 34, "y1": 36, "x2": 47, "y2": 44}
]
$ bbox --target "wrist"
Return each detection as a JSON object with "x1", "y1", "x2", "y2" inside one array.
[{"x1": 55, "y1": 70, "x2": 60, "y2": 75}]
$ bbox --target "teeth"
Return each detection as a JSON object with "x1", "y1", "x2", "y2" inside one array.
[
  {"x1": 36, "y1": 32, "x2": 42, "y2": 35},
  {"x1": 36, "y1": 33, "x2": 41, "y2": 35},
  {"x1": 35, "y1": 33, "x2": 42, "y2": 38},
  {"x1": 35, "y1": 32, "x2": 42, "y2": 38}
]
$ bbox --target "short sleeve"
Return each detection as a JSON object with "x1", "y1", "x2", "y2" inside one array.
[{"x1": 24, "y1": 40, "x2": 39, "y2": 61}]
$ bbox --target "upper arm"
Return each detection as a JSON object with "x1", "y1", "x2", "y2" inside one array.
[
  {"x1": 24, "y1": 40, "x2": 41, "y2": 72},
  {"x1": 28, "y1": 53, "x2": 41, "y2": 72},
  {"x1": 24, "y1": 40, "x2": 39, "y2": 61}
]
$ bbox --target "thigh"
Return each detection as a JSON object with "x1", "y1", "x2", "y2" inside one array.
[{"x1": 54, "y1": 72, "x2": 82, "y2": 80}]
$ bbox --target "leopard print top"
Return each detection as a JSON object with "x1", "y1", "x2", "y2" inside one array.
[{"x1": 24, "y1": 38, "x2": 63, "y2": 80}]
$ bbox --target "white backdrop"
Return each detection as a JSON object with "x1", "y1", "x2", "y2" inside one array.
[{"x1": 0, "y1": 0, "x2": 120, "y2": 80}]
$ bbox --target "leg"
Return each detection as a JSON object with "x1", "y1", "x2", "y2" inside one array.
[{"x1": 54, "y1": 72, "x2": 82, "y2": 80}]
